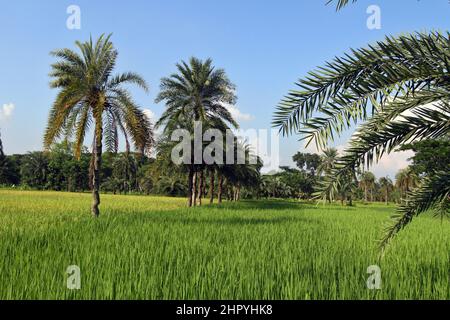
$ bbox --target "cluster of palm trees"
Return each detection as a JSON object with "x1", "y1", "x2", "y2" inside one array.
[
  {"x1": 44, "y1": 36, "x2": 261, "y2": 214},
  {"x1": 154, "y1": 57, "x2": 262, "y2": 207}
]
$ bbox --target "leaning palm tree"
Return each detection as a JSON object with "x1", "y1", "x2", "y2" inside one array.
[
  {"x1": 155, "y1": 57, "x2": 238, "y2": 207},
  {"x1": 44, "y1": 34, "x2": 153, "y2": 217},
  {"x1": 273, "y1": 30, "x2": 450, "y2": 249}
]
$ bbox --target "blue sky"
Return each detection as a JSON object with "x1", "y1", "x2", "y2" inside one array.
[{"x1": 0, "y1": 0, "x2": 449, "y2": 177}]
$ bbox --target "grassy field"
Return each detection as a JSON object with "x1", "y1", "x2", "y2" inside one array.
[{"x1": 0, "y1": 189, "x2": 448, "y2": 300}]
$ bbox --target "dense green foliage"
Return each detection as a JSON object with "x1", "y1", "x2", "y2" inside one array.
[{"x1": 0, "y1": 190, "x2": 448, "y2": 300}]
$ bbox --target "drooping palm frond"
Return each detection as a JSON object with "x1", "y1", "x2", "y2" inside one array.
[
  {"x1": 273, "y1": 30, "x2": 450, "y2": 246},
  {"x1": 273, "y1": 31, "x2": 450, "y2": 148},
  {"x1": 381, "y1": 171, "x2": 450, "y2": 250}
]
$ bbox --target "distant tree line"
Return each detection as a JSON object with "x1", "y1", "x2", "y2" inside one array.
[{"x1": 2, "y1": 136, "x2": 447, "y2": 206}]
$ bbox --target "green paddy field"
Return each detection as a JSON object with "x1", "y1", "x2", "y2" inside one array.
[{"x1": 0, "y1": 190, "x2": 448, "y2": 300}]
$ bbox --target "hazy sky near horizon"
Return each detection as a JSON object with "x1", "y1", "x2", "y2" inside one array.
[{"x1": 1, "y1": 0, "x2": 449, "y2": 177}]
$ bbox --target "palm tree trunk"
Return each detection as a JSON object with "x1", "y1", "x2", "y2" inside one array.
[
  {"x1": 385, "y1": 190, "x2": 389, "y2": 205},
  {"x1": 197, "y1": 170, "x2": 204, "y2": 206},
  {"x1": 187, "y1": 165, "x2": 194, "y2": 207},
  {"x1": 218, "y1": 173, "x2": 223, "y2": 204},
  {"x1": 347, "y1": 195, "x2": 353, "y2": 206},
  {"x1": 192, "y1": 171, "x2": 198, "y2": 207},
  {"x1": 364, "y1": 186, "x2": 368, "y2": 202},
  {"x1": 91, "y1": 121, "x2": 103, "y2": 218},
  {"x1": 209, "y1": 169, "x2": 215, "y2": 204}
]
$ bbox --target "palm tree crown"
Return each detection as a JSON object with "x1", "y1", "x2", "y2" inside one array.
[{"x1": 155, "y1": 57, "x2": 238, "y2": 134}]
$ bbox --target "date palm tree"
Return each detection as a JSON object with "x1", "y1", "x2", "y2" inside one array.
[
  {"x1": 273, "y1": 30, "x2": 450, "y2": 249},
  {"x1": 44, "y1": 34, "x2": 153, "y2": 217},
  {"x1": 155, "y1": 57, "x2": 239, "y2": 207}
]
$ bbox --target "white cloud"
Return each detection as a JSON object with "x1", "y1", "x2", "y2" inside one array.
[
  {"x1": 0, "y1": 103, "x2": 15, "y2": 121},
  {"x1": 224, "y1": 103, "x2": 254, "y2": 121},
  {"x1": 371, "y1": 150, "x2": 413, "y2": 179},
  {"x1": 143, "y1": 109, "x2": 156, "y2": 122}
]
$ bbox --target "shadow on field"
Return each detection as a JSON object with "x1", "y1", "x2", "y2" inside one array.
[
  {"x1": 212, "y1": 200, "x2": 304, "y2": 211},
  {"x1": 181, "y1": 216, "x2": 321, "y2": 226},
  {"x1": 130, "y1": 214, "x2": 322, "y2": 227}
]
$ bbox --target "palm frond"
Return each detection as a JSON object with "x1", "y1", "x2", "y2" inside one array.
[{"x1": 381, "y1": 171, "x2": 450, "y2": 251}]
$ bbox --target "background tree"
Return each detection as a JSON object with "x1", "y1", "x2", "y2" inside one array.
[
  {"x1": 0, "y1": 131, "x2": 18, "y2": 186},
  {"x1": 292, "y1": 152, "x2": 321, "y2": 177},
  {"x1": 112, "y1": 153, "x2": 138, "y2": 194},
  {"x1": 399, "y1": 136, "x2": 450, "y2": 178},
  {"x1": 44, "y1": 34, "x2": 153, "y2": 216},
  {"x1": 20, "y1": 152, "x2": 49, "y2": 189}
]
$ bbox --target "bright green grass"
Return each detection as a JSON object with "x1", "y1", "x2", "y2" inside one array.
[{"x1": 0, "y1": 190, "x2": 448, "y2": 300}]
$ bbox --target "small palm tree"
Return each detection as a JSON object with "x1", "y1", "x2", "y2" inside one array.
[
  {"x1": 44, "y1": 34, "x2": 153, "y2": 217},
  {"x1": 379, "y1": 177, "x2": 394, "y2": 205}
]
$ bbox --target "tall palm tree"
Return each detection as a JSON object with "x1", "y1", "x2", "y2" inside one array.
[
  {"x1": 155, "y1": 57, "x2": 238, "y2": 207},
  {"x1": 273, "y1": 30, "x2": 450, "y2": 248},
  {"x1": 379, "y1": 177, "x2": 394, "y2": 205},
  {"x1": 44, "y1": 34, "x2": 153, "y2": 217}
]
